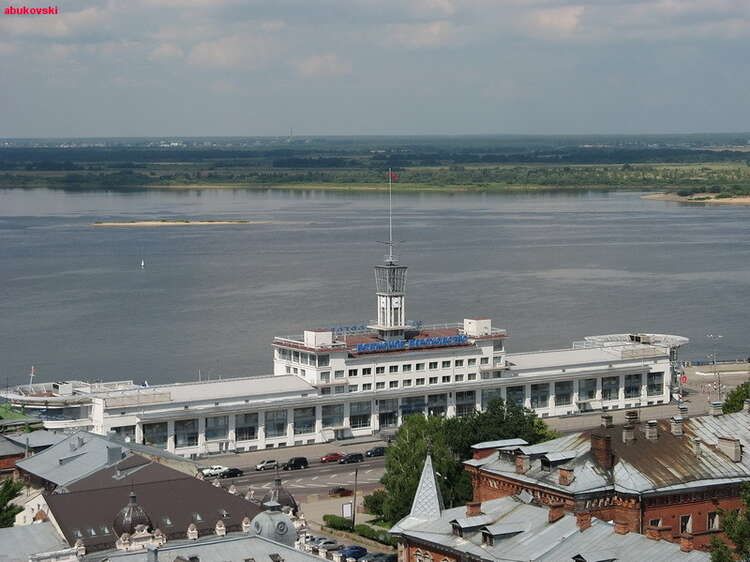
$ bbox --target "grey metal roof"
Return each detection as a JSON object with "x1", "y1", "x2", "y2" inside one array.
[
  {"x1": 407, "y1": 455, "x2": 444, "y2": 521},
  {"x1": 91, "y1": 533, "x2": 319, "y2": 562},
  {"x1": 472, "y1": 439, "x2": 528, "y2": 450},
  {"x1": 0, "y1": 436, "x2": 24, "y2": 457},
  {"x1": 505, "y1": 344, "x2": 666, "y2": 371},
  {"x1": 0, "y1": 521, "x2": 68, "y2": 561},
  {"x1": 5, "y1": 429, "x2": 67, "y2": 450}
]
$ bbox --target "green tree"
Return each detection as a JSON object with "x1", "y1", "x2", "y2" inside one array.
[
  {"x1": 445, "y1": 398, "x2": 558, "y2": 461},
  {"x1": 0, "y1": 479, "x2": 24, "y2": 528},
  {"x1": 363, "y1": 489, "x2": 387, "y2": 518},
  {"x1": 723, "y1": 382, "x2": 750, "y2": 414},
  {"x1": 380, "y1": 414, "x2": 471, "y2": 524},
  {"x1": 710, "y1": 483, "x2": 750, "y2": 561}
]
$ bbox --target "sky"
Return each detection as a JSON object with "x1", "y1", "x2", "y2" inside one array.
[{"x1": 1, "y1": 0, "x2": 749, "y2": 137}]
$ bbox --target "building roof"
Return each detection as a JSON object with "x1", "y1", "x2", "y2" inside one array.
[
  {"x1": 471, "y1": 439, "x2": 528, "y2": 451},
  {"x1": 468, "y1": 411, "x2": 750, "y2": 496},
  {"x1": 5, "y1": 429, "x2": 67, "y2": 450},
  {"x1": 45, "y1": 462, "x2": 262, "y2": 552},
  {"x1": 505, "y1": 343, "x2": 666, "y2": 371},
  {"x1": 93, "y1": 533, "x2": 319, "y2": 562},
  {"x1": 16, "y1": 431, "x2": 196, "y2": 488},
  {"x1": 405, "y1": 455, "x2": 444, "y2": 524},
  {"x1": 0, "y1": 521, "x2": 69, "y2": 561},
  {"x1": 392, "y1": 494, "x2": 709, "y2": 562},
  {"x1": 0, "y1": 435, "x2": 25, "y2": 458}
]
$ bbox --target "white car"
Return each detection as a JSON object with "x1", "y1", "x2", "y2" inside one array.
[
  {"x1": 200, "y1": 465, "x2": 228, "y2": 477},
  {"x1": 255, "y1": 459, "x2": 278, "y2": 471}
]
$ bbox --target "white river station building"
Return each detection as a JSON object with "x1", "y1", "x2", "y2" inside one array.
[{"x1": 3, "y1": 255, "x2": 688, "y2": 458}]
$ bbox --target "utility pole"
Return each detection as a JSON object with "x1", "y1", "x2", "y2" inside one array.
[
  {"x1": 707, "y1": 334, "x2": 723, "y2": 400},
  {"x1": 351, "y1": 466, "x2": 359, "y2": 528}
]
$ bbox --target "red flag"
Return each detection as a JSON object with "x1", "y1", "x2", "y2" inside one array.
[{"x1": 387, "y1": 171, "x2": 399, "y2": 182}]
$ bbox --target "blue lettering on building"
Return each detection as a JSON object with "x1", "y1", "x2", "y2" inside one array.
[{"x1": 356, "y1": 334, "x2": 468, "y2": 353}]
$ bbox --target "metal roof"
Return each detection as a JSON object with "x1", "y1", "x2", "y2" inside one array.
[
  {"x1": 472, "y1": 439, "x2": 528, "y2": 450},
  {"x1": 0, "y1": 521, "x2": 68, "y2": 561},
  {"x1": 506, "y1": 343, "x2": 666, "y2": 371},
  {"x1": 0, "y1": 436, "x2": 25, "y2": 458},
  {"x1": 5, "y1": 429, "x2": 67, "y2": 450}
]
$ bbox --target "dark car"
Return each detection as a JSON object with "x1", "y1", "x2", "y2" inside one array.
[
  {"x1": 328, "y1": 486, "x2": 353, "y2": 497},
  {"x1": 340, "y1": 546, "x2": 368, "y2": 560},
  {"x1": 283, "y1": 456, "x2": 309, "y2": 470},
  {"x1": 365, "y1": 446, "x2": 386, "y2": 457},
  {"x1": 338, "y1": 452, "x2": 364, "y2": 464},
  {"x1": 219, "y1": 467, "x2": 244, "y2": 478}
]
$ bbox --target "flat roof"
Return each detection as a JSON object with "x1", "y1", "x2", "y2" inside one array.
[{"x1": 506, "y1": 344, "x2": 666, "y2": 370}]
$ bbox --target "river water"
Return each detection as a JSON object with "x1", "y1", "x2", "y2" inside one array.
[{"x1": 0, "y1": 188, "x2": 748, "y2": 387}]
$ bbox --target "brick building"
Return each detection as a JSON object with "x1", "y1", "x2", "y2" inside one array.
[
  {"x1": 464, "y1": 404, "x2": 750, "y2": 552},
  {"x1": 391, "y1": 455, "x2": 709, "y2": 561}
]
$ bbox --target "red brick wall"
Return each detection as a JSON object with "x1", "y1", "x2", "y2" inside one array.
[
  {"x1": 0, "y1": 454, "x2": 23, "y2": 472},
  {"x1": 402, "y1": 542, "x2": 457, "y2": 562}
]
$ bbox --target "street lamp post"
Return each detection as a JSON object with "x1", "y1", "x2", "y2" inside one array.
[{"x1": 707, "y1": 334, "x2": 723, "y2": 401}]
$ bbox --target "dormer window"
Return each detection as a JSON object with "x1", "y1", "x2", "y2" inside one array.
[
  {"x1": 219, "y1": 509, "x2": 230, "y2": 518},
  {"x1": 192, "y1": 512, "x2": 203, "y2": 522},
  {"x1": 161, "y1": 516, "x2": 173, "y2": 527},
  {"x1": 451, "y1": 522, "x2": 463, "y2": 537}
]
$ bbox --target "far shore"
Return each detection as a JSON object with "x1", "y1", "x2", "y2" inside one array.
[
  {"x1": 642, "y1": 193, "x2": 750, "y2": 206},
  {"x1": 92, "y1": 220, "x2": 259, "y2": 227}
]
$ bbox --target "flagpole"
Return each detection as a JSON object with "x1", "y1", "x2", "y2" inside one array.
[{"x1": 388, "y1": 167, "x2": 393, "y2": 262}]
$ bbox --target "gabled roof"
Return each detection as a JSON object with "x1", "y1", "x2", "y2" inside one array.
[
  {"x1": 409, "y1": 455, "x2": 444, "y2": 520},
  {"x1": 0, "y1": 521, "x2": 68, "y2": 561},
  {"x1": 5, "y1": 429, "x2": 67, "y2": 450},
  {"x1": 0, "y1": 435, "x2": 25, "y2": 458}
]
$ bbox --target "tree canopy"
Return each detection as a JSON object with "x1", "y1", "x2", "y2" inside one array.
[
  {"x1": 711, "y1": 483, "x2": 750, "y2": 561},
  {"x1": 723, "y1": 382, "x2": 750, "y2": 414},
  {"x1": 0, "y1": 479, "x2": 24, "y2": 528}
]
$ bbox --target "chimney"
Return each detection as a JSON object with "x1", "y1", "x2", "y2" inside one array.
[
  {"x1": 718, "y1": 436, "x2": 742, "y2": 462},
  {"x1": 548, "y1": 502, "x2": 565, "y2": 523},
  {"x1": 466, "y1": 501, "x2": 483, "y2": 517},
  {"x1": 744, "y1": 399, "x2": 750, "y2": 413},
  {"x1": 670, "y1": 416, "x2": 684, "y2": 437},
  {"x1": 680, "y1": 533, "x2": 694, "y2": 552},
  {"x1": 146, "y1": 545, "x2": 158, "y2": 562},
  {"x1": 242, "y1": 516, "x2": 252, "y2": 533},
  {"x1": 709, "y1": 401, "x2": 724, "y2": 416},
  {"x1": 591, "y1": 434, "x2": 614, "y2": 469},
  {"x1": 107, "y1": 445, "x2": 122, "y2": 465},
  {"x1": 575, "y1": 511, "x2": 592, "y2": 532},
  {"x1": 625, "y1": 410, "x2": 639, "y2": 426},
  {"x1": 645, "y1": 525, "x2": 661, "y2": 541},
  {"x1": 215, "y1": 520, "x2": 226, "y2": 536},
  {"x1": 678, "y1": 405, "x2": 689, "y2": 419},
  {"x1": 558, "y1": 467, "x2": 574, "y2": 486},
  {"x1": 600, "y1": 414, "x2": 614, "y2": 429},
  {"x1": 692, "y1": 438, "x2": 703, "y2": 457},
  {"x1": 644, "y1": 420, "x2": 658, "y2": 441},
  {"x1": 515, "y1": 454, "x2": 530, "y2": 474},
  {"x1": 622, "y1": 424, "x2": 635, "y2": 444},
  {"x1": 187, "y1": 523, "x2": 198, "y2": 540},
  {"x1": 613, "y1": 520, "x2": 629, "y2": 535}
]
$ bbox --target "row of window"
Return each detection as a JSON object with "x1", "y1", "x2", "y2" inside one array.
[
  {"x1": 343, "y1": 373, "x2": 481, "y2": 392},
  {"x1": 276, "y1": 348, "x2": 330, "y2": 367},
  {"x1": 289, "y1": 357, "x2": 493, "y2": 379},
  {"x1": 649, "y1": 512, "x2": 720, "y2": 534}
]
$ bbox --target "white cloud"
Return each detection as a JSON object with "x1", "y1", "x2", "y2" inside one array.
[
  {"x1": 382, "y1": 20, "x2": 460, "y2": 48},
  {"x1": 187, "y1": 35, "x2": 282, "y2": 69},
  {"x1": 149, "y1": 43, "x2": 184, "y2": 61},
  {"x1": 527, "y1": 5, "x2": 585, "y2": 37},
  {"x1": 294, "y1": 53, "x2": 352, "y2": 77}
]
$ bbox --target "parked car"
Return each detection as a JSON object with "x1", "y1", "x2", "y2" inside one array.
[
  {"x1": 365, "y1": 446, "x2": 386, "y2": 457},
  {"x1": 377, "y1": 555, "x2": 397, "y2": 562},
  {"x1": 328, "y1": 486, "x2": 353, "y2": 497},
  {"x1": 315, "y1": 540, "x2": 342, "y2": 551},
  {"x1": 255, "y1": 459, "x2": 277, "y2": 471},
  {"x1": 219, "y1": 467, "x2": 244, "y2": 478},
  {"x1": 200, "y1": 465, "x2": 228, "y2": 477},
  {"x1": 283, "y1": 456, "x2": 309, "y2": 470},
  {"x1": 339, "y1": 452, "x2": 364, "y2": 464},
  {"x1": 340, "y1": 546, "x2": 368, "y2": 560},
  {"x1": 320, "y1": 452, "x2": 345, "y2": 463},
  {"x1": 360, "y1": 554, "x2": 382, "y2": 562}
]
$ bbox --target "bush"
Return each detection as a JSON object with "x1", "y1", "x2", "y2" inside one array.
[
  {"x1": 724, "y1": 382, "x2": 750, "y2": 414},
  {"x1": 323, "y1": 514, "x2": 353, "y2": 531},
  {"x1": 354, "y1": 524, "x2": 396, "y2": 546},
  {"x1": 363, "y1": 490, "x2": 387, "y2": 517}
]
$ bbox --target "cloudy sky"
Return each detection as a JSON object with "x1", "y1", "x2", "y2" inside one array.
[{"x1": 1, "y1": 0, "x2": 749, "y2": 137}]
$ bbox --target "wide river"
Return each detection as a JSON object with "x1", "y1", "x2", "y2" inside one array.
[{"x1": 1, "y1": 188, "x2": 748, "y2": 387}]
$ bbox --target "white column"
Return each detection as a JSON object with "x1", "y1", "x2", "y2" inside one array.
[
  {"x1": 167, "y1": 420, "x2": 175, "y2": 453},
  {"x1": 287, "y1": 408, "x2": 295, "y2": 443},
  {"x1": 447, "y1": 392, "x2": 456, "y2": 418},
  {"x1": 257, "y1": 411, "x2": 266, "y2": 449},
  {"x1": 228, "y1": 414, "x2": 236, "y2": 449},
  {"x1": 314, "y1": 405, "x2": 323, "y2": 440},
  {"x1": 198, "y1": 417, "x2": 206, "y2": 452},
  {"x1": 135, "y1": 423, "x2": 143, "y2": 444},
  {"x1": 371, "y1": 400, "x2": 379, "y2": 433},
  {"x1": 596, "y1": 377, "x2": 602, "y2": 400},
  {"x1": 524, "y1": 384, "x2": 532, "y2": 409},
  {"x1": 343, "y1": 402, "x2": 351, "y2": 428}
]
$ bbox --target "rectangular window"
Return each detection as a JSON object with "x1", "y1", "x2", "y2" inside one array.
[
  {"x1": 376, "y1": 382, "x2": 385, "y2": 390},
  {"x1": 467, "y1": 373, "x2": 477, "y2": 381},
  {"x1": 334, "y1": 370, "x2": 345, "y2": 379},
  {"x1": 320, "y1": 371, "x2": 330, "y2": 383},
  {"x1": 402, "y1": 364, "x2": 412, "y2": 372},
  {"x1": 482, "y1": 388, "x2": 503, "y2": 410},
  {"x1": 175, "y1": 419, "x2": 199, "y2": 447},
  {"x1": 455, "y1": 374, "x2": 464, "y2": 382},
  {"x1": 480, "y1": 357, "x2": 489, "y2": 365},
  {"x1": 428, "y1": 394, "x2": 448, "y2": 417},
  {"x1": 416, "y1": 363, "x2": 425, "y2": 371},
  {"x1": 680, "y1": 515, "x2": 692, "y2": 534},
  {"x1": 429, "y1": 362, "x2": 438, "y2": 369},
  {"x1": 649, "y1": 518, "x2": 662, "y2": 527},
  {"x1": 300, "y1": 369, "x2": 305, "y2": 377},
  {"x1": 292, "y1": 351, "x2": 299, "y2": 362},
  {"x1": 349, "y1": 369, "x2": 358, "y2": 377},
  {"x1": 235, "y1": 413, "x2": 258, "y2": 441},
  {"x1": 625, "y1": 374, "x2": 642, "y2": 398},
  {"x1": 320, "y1": 387, "x2": 332, "y2": 395},
  {"x1": 349, "y1": 385, "x2": 358, "y2": 392},
  {"x1": 265, "y1": 410, "x2": 288, "y2": 438},
  {"x1": 506, "y1": 386, "x2": 525, "y2": 407},
  {"x1": 362, "y1": 383, "x2": 372, "y2": 391},
  {"x1": 389, "y1": 381, "x2": 399, "y2": 389},
  {"x1": 113, "y1": 426, "x2": 135, "y2": 442},
  {"x1": 376, "y1": 366, "x2": 385, "y2": 374},
  {"x1": 555, "y1": 381, "x2": 573, "y2": 406},
  {"x1": 468, "y1": 358, "x2": 476, "y2": 366},
  {"x1": 401, "y1": 396, "x2": 425, "y2": 415},
  {"x1": 416, "y1": 378, "x2": 425, "y2": 386},
  {"x1": 292, "y1": 368, "x2": 298, "y2": 374},
  {"x1": 579, "y1": 378, "x2": 597, "y2": 400},
  {"x1": 429, "y1": 377, "x2": 438, "y2": 384},
  {"x1": 322, "y1": 404, "x2": 344, "y2": 428},
  {"x1": 647, "y1": 372, "x2": 664, "y2": 396},
  {"x1": 389, "y1": 365, "x2": 398, "y2": 373},
  {"x1": 602, "y1": 376, "x2": 620, "y2": 401},
  {"x1": 455, "y1": 359, "x2": 464, "y2": 367},
  {"x1": 456, "y1": 390, "x2": 476, "y2": 417},
  {"x1": 293, "y1": 407, "x2": 315, "y2": 435},
  {"x1": 530, "y1": 384, "x2": 549, "y2": 408},
  {"x1": 334, "y1": 385, "x2": 346, "y2": 394},
  {"x1": 318, "y1": 354, "x2": 329, "y2": 367},
  {"x1": 442, "y1": 376, "x2": 451, "y2": 383},
  {"x1": 205, "y1": 416, "x2": 229, "y2": 441},
  {"x1": 442, "y1": 361, "x2": 451, "y2": 368},
  {"x1": 403, "y1": 380, "x2": 412, "y2": 387},
  {"x1": 362, "y1": 368, "x2": 371, "y2": 375},
  {"x1": 708, "y1": 512, "x2": 719, "y2": 530},
  {"x1": 285, "y1": 366, "x2": 291, "y2": 374},
  {"x1": 349, "y1": 401, "x2": 372, "y2": 429},
  {"x1": 378, "y1": 399, "x2": 399, "y2": 428}
]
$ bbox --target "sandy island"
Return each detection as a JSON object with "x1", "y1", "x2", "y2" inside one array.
[
  {"x1": 642, "y1": 193, "x2": 750, "y2": 206},
  {"x1": 92, "y1": 220, "x2": 260, "y2": 227}
]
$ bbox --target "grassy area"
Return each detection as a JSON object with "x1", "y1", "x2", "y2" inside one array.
[{"x1": 0, "y1": 404, "x2": 30, "y2": 421}]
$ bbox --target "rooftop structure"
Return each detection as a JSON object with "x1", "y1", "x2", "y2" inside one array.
[{"x1": 0, "y1": 521, "x2": 70, "y2": 562}]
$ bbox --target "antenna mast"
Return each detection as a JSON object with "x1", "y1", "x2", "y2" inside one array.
[{"x1": 388, "y1": 167, "x2": 393, "y2": 263}]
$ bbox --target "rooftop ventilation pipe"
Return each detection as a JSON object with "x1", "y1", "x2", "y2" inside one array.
[
  {"x1": 622, "y1": 424, "x2": 635, "y2": 444},
  {"x1": 644, "y1": 420, "x2": 658, "y2": 441},
  {"x1": 670, "y1": 416, "x2": 684, "y2": 437}
]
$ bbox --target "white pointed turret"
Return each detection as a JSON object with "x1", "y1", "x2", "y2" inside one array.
[{"x1": 408, "y1": 455, "x2": 444, "y2": 521}]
